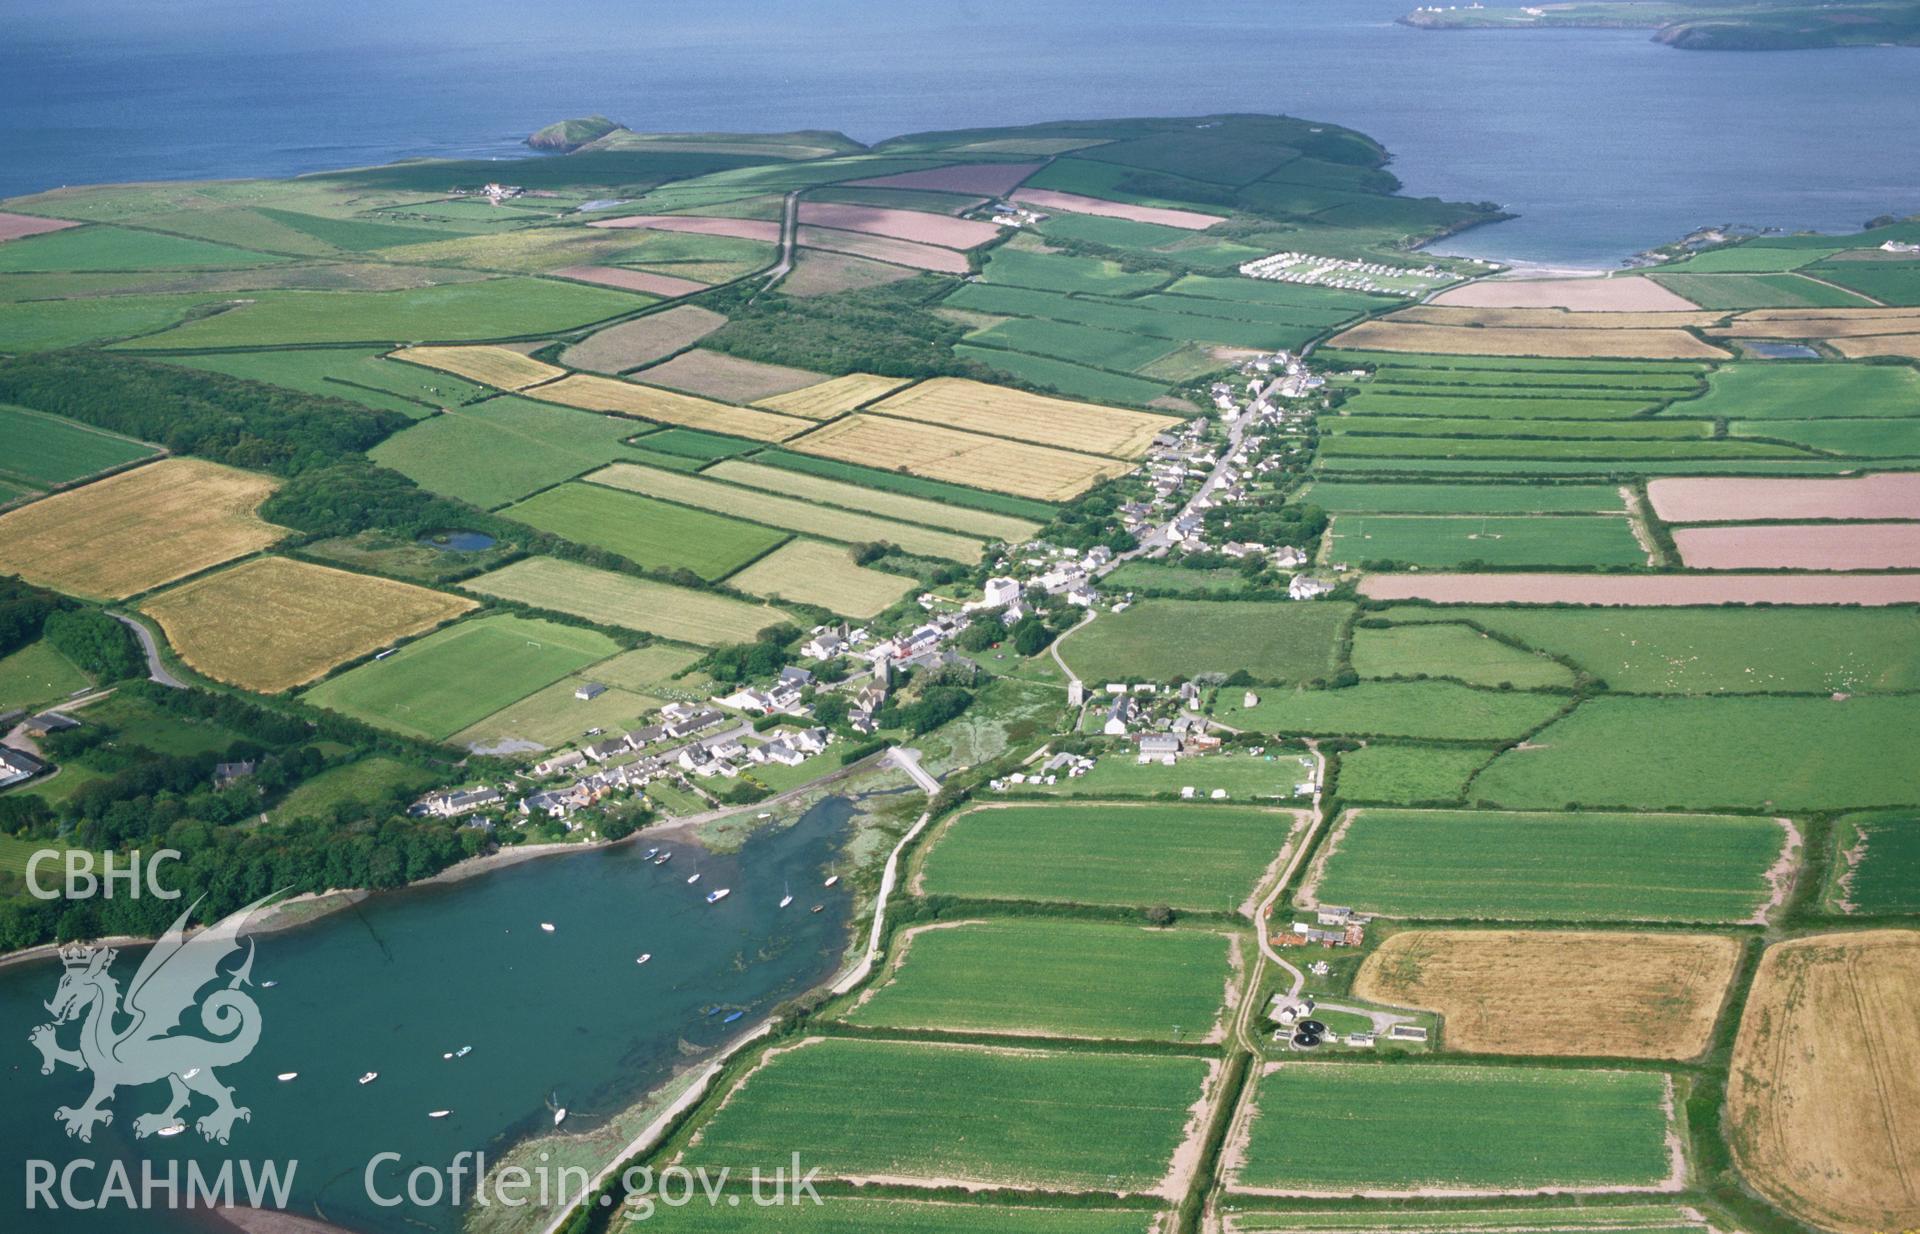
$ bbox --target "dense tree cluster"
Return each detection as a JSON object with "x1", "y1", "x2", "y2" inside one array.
[{"x1": 701, "y1": 279, "x2": 1005, "y2": 379}]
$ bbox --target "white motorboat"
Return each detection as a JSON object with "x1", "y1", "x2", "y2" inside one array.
[
  {"x1": 539, "y1": 922, "x2": 556, "y2": 933},
  {"x1": 823, "y1": 875, "x2": 839, "y2": 888},
  {"x1": 706, "y1": 888, "x2": 730, "y2": 904},
  {"x1": 456, "y1": 1045, "x2": 471, "y2": 1057},
  {"x1": 155, "y1": 1123, "x2": 187, "y2": 1138},
  {"x1": 635, "y1": 953, "x2": 652, "y2": 965},
  {"x1": 358, "y1": 1072, "x2": 378, "y2": 1085},
  {"x1": 779, "y1": 882, "x2": 793, "y2": 909},
  {"x1": 553, "y1": 1108, "x2": 568, "y2": 1126},
  {"x1": 428, "y1": 1110, "x2": 451, "y2": 1119},
  {"x1": 686, "y1": 872, "x2": 700, "y2": 885},
  {"x1": 276, "y1": 1072, "x2": 298, "y2": 1082}
]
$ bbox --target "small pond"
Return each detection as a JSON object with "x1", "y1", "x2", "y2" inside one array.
[
  {"x1": 417, "y1": 530, "x2": 497, "y2": 552},
  {"x1": 1736, "y1": 340, "x2": 1821, "y2": 360}
]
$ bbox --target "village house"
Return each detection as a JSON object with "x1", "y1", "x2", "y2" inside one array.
[
  {"x1": 574, "y1": 682, "x2": 607, "y2": 702},
  {"x1": 212, "y1": 760, "x2": 255, "y2": 789},
  {"x1": 1289, "y1": 575, "x2": 1335, "y2": 601},
  {"x1": 532, "y1": 749, "x2": 588, "y2": 778},
  {"x1": 0, "y1": 745, "x2": 45, "y2": 789},
  {"x1": 1103, "y1": 694, "x2": 1137, "y2": 736},
  {"x1": 418, "y1": 786, "x2": 503, "y2": 818}
]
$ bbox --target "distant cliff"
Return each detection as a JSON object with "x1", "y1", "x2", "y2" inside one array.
[
  {"x1": 1399, "y1": 0, "x2": 1920, "y2": 50},
  {"x1": 527, "y1": 116, "x2": 626, "y2": 153}
]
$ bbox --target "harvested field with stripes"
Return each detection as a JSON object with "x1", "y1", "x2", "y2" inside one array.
[
  {"x1": 1330, "y1": 320, "x2": 1731, "y2": 360},
  {"x1": 723, "y1": 538, "x2": 915, "y2": 617},
  {"x1": 632, "y1": 348, "x2": 822, "y2": 402},
  {"x1": 584, "y1": 462, "x2": 985, "y2": 561},
  {"x1": 1673, "y1": 523, "x2": 1920, "y2": 570},
  {"x1": 141, "y1": 557, "x2": 475, "y2": 693},
  {"x1": 461, "y1": 557, "x2": 787, "y2": 645},
  {"x1": 1431, "y1": 277, "x2": 1699, "y2": 312},
  {"x1": 1648, "y1": 473, "x2": 1920, "y2": 521},
  {"x1": 1728, "y1": 930, "x2": 1920, "y2": 1234},
  {"x1": 551, "y1": 265, "x2": 708, "y2": 296},
  {"x1": 558, "y1": 305, "x2": 726, "y2": 372},
  {"x1": 1390, "y1": 306, "x2": 1724, "y2": 331},
  {"x1": 788, "y1": 413, "x2": 1129, "y2": 501},
  {"x1": 870, "y1": 376, "x2": 1183, "y2": 457},
  {"x1": 705, "y1": 459, "x2": 1041, "y2": 540},
  {"x1": 1359, "y1": 572, "x2": 1920, "y2": 606},
  {"x1": 1353, "y1": 929, "x2": 1742, "y2": 1058},
  {"x1": 796, "y1": 202, "x2": 1001, "y2": 248},
  {"x1": 390, "y1": 344, "x2": 564, "y2": 390},
  {"x1": 752, "y1": 372, "x2": 912, "y2": 418},
  {"x1": 1010, "y1": 188, "x2": 1222, "y2": 229},
  {"x1": 795, "y1": 225, "x2": 970, "y2": 273},
  {"x1": 0, "y1": 458, "x2": 284, "y2": 599},
  {"x1": 533, "y1": 373, "x2": 810, "y2": 440}
]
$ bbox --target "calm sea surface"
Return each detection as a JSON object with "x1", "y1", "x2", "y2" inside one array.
[
  {"x1": 3, "y1": 0, "x2": 1918, "y2": 264},
  {"x1": 0, "y1": 798, "x2": 858, "y2": 1232}
]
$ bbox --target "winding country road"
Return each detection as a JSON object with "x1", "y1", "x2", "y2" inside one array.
[{"x1": 110, "y1": 612, "x2": 184, "y2": 688}]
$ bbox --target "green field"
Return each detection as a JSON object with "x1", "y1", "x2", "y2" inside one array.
[
  {"x1": 1321, "y1": 350, "x2": 1707, "y2": 376},
  {"x1": 371, "y1": 397, "x2": 671, "y2": 508},
  {"x1": 502, "y1": 482, "x2": 787, "y2": 579},
  {"x1": 1329, "y1": 514, "x2": 1645, "y2": 568},
  {"x1": 113, "y1": 277, "x2": 641, "y2": 348},
  {"x1": 1831, "y1": 811, "x2": 1920, "y2": 915},
  {"x1": 301, "y1": 614, "x2": 619, "y2": 741},
  {"x1": 1337, "y1": 391, "x2": 1658, "y2": 420},
  {"x1": 634, "y1": 428, "x2": 763, "y2": 460},
  {"x1": 614, "y1": 1198, "x2": 1158, "y2": 1234},
  {"x1": 1311, "y1": 808, "x2": 1786, "y2": 921},
  {"x1": 1313, "y1": 455, "x2": 1863, "y2": 477},
  {"x1": 965, "y1": 316, "x2": 1178, "y2": 371},
  {"x1": 0, "y1": 639, "x2": 90, "y2": 711},
  {"x1": 953, "y1": 345, "x2": 1174, "y2": 405},
  {"x1": 0, "y1": 226, "x2": 286, "y2": 272},
  {"x1": 271, "y1": 756, "x2": 439, "y2": 823},
  {"x1": 1101, "y1": 561, "x2": 1254, "y2": 595},
  {"x1": 1228, "y1": 1205, "x2": 1712, "y2": 1234},
  {"x1": 452, "y1": 676, "x2": 666, "y2": 751},
  {"x1": 1732, "y1": 417, "x2": 1920, "y2": 458},
  {"x1": 0, "y1": 293, "x2": 213, "y2": 350},
  {"x1": 168, "y1": 348, "x2": 487, "y2": 417},
  {"x1": 1233, "y1": 1064, "x2": 1674, "y2": 1192},
  {"x1": 1321, "y1": 435, "x2": 1814, "y2": 463},
  {"x1": 1217, "y1": 682, "x2": 1566, "y2": 741},
  {"x1": 463, "y1": 557, "x2": 788, "y2": 646},
  {"x1": 1329, "y1": 415, "x2": 1711, "y2": 441},
  {"x1": 1379, "y1": 606, "x2": 1920, "y2": 694},
  {"x1": 751, "y1": 449, "x2": 1058, "y2": 522},
  {"x1": 981, "y1": 248, "x2": 1171, "y2": 296},
  {"x1": 1803, "y1": 258, "x2": 1920, "y2": 305},
  {"x1": 1666, "y1": 362, "x2": 1920, "y2": 420},
  {"x1": 1022, "y1": 750, "x2": 1315, "y2": 801},
  {"x1": 1334, "y1": 743, "x2": 1491, "y2": 804},
  {"x1": 1059, "y1": 600, "x2": 1353, "y2": 684},
  {"x1": 1473, "y1": 695, "x2": 1920, "y2": 812},
  {"x1": 0, "y1": 404, "x2": 158, "y2": 491},
  {"x1": 684, "y1": 1036, "x2": 1211, "y2": 1192},
  {"x1": 920, "y1": 803, "x2": 1295, "y2": 911},
  {"x1": 1367, "y1": 368, "x2": 1704, "y2": 394},
  {"x1": 1350, "y1": 623, "x2": 1574, "y2": 688},
  {"x1": 844, "y1": 918, "x2": 1236, "y2": 1040},
  {"x1": 946, "y1": 282, "x2": 1322, "y2": 350},
  {"x1": 1649, "y1": 272, "x2": 1873, "y2": 309},
  {"x1": 1300, "y1": 482, "x2": 1625, "y2": 515}
]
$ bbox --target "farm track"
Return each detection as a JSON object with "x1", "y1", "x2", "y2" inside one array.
[{"x1": 109, "y1": 610, "x2": 184, "y2": 688}]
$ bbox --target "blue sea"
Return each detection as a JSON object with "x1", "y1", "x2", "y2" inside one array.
[{"x1": 4, "y1": 0, "x2": 1918, "y2": 265}]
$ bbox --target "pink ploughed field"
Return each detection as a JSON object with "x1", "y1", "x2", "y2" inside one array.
[
  {"x1": 1009, "y1": 188, "x2": 1222, "y2": 231},
  {"x1": 1648, "y1": 473, "x2": 1920, "y2": 522},
  {"x1": 796, "y1": 226, "x2": 970, "y2": 274},
  {"x1": 796, "y1": 203, "x2": 1001, "y2": 249},
  {"x1": 0, "y1": 212, "x2": 81, "y2": 242},
  {"x1": 1360, "y1": 572, "x2": 1920, "y2": 606},
  {"x1": 552, "y1": 265, "x2": 708, "y2": 297},
  {"x1": 1431, "y1": 276, "x2": 1698, "y2": 312},
  {"x1": 846, "y1": 161, "x2": 1044, "y2": 196},
  {"x1": 1673, "y1": 524, "x2": 1920, "y2": 571},
  {"x1": 586, "y1": 215, "x2": 782, "y2": 243}
]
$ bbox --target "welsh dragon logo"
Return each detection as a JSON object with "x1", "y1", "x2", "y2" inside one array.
[{"x1": 29, "y1": 893, "x2": 277, "y2": 1145}]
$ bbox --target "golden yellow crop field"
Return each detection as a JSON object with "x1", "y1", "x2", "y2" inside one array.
[
  {"x1": 753, "y1": 372, "x2": 914, "y2": 418},
  {"x1": 1353, "y1": 929, "x2": 1742, "y2": 1059},
  {"x1": 869, "y1": 376, "x2": 1183, "y2": 458},
  {"x1": 141, "y1": 556, "x2": 476, "y2": 693},
  {"x1": 0, "y1": 458, "x2": 285, "y2": 599},
  {"x1": 1329, "y1": 320, "x2": 1731, "y2": 360},
  {"x1": 390, "y1": 344, "x2": 567, "y2": 390},
  {"x1": 1389, "y1": 305, "x2": 1726, "y2": 330},
  {"x1": 532, "y1": 372, "x2": 811, "y2": 440},
  {"x1": 1829, "y1": 334, "x2": 1920, "y2": 360},
  {"x1": 725, "y1": 539, "x2": 915, "y2": 618},
  {"x1": 1727, "y1": 929, "x2": 1920, "y2": 1234},
  {"x1": 788, "y1": 413, "x2": 1130, "y2": 502},
  {"x1": 705, "y1": 460, "x2": 1042, "y2": 542}
]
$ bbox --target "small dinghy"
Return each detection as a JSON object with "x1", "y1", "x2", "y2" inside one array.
[
  {"x1": 540, "y1": 922, "x2": 556, "y2": 933},
  {"x1": 261, "y1": 980, "x2": 278, "y2": 989},
  {"x1": 823, "y1": 875, "x2": 839, "y2": 888},
  {"x1": 635, "y1": 953, "x2": 652, "y2": 965},
  {"x1": 654, "y1": 852, "x2": 671, "y2": 865},
  {"x1": 686, "y1": 872, "x2": 700, "y2": 885},
  {"x1": 428, "y1": 1110, "x2": 451, "y2": 1119},
  {"x1": 643, "y1": 847, "x2": 659, "y2": 859},
  {"x1": 722, "y1": 1011, "x2": 744, "y2": 1024},
  {"x1": 552, "y1": 1108, "x2": 568, "y2": 1126},
  {"x1": 277, "y1": 1072, "x2": 298, "y2": 1082},
  {"x1": 155, "y1": 1123, "x2": 187, "y2": 1138}
]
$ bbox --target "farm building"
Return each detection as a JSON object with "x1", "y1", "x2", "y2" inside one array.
[{"x1": 574, "y1": 682, "x2": 607, "y2": 702}]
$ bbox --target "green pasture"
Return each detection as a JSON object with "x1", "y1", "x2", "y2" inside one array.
[
  {"x1": 750, "y1": 449, "x2": 1058, "y2": 522},
  {"x1": 1061, "y1": 599, "x2": 1351, "y2": 685},
  {"x1": 1216, "y1": 681, "x2": 1566, "y2": 741},
  {"x1": 1334, "y1": 743, "x2": 1491, "y2": 805},
  {"x1": 169, "y1": 348, "x2": 489, "y2": 417},
  {"x1": 1733, "y1": 417, "x2": 1920, "y2": 457},
  {"x1": 1828, "y1": 811, "x2": 1920, "y2": 915},
  {"x1": 1350, "y1": 622, "x2": 1574, "y2": 688},
  {"x1": 981, "y1": 248, "x2": 1171, "y2": 296},
  {"x1": 1802, "y1": 258, "x2": 1920, "y2": 305},
  {"x1": 1299, "y1": 481, "x2": 1625, "y2": 515},
  {"x1": 0, "y1": 404, "x2": 157, "y2": 490},
  {"x1": 1329, "y1": 514, "x2": 1644, "y2": 568},
  {"x1": 1337, "y1": 391, "x2": 1660, "y2": 419},
  {"x1": 1651, "y1": 272, "x2": 1874, "y2": 309},
  {"x1": 953, "y1": 346, "x2": 1173, "y2": 405},
  {"x1": 0, "y1": 225, "x2": 287, "y2": 272},
  {"x1": 0, "y1": 640, "x2": 91, "y2": 712},
  {"x1": 1021, "y1": 750, "x2": 1315, "y2": 801},
  {"x1": 371, "y1": 397, "x2": 671, "y2": 508},
  {"x1": 1667, "y1": 361, "x2": 1920, "y2": 419},
  {"x1": 501, "y1": 482, "x2": 787, "y2": 579}
]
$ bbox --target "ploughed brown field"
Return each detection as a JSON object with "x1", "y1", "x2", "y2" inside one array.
[
  {"x1": 1353, "y1": 929, "x2": 1742, "y2": 1059},
  {"x1": 1009, "y1": 187, "x2": 1223, "y2": 230},
  {"x1": 1431, "y1": 276, "x2": 1700, "y2": 313},
  {"x1": 552, "y1": 265, "x2": 708, "y2": 296},
  {"x1": 0, "y1": 211, "x2": 81, "y2": 242},
  {"x1": 1648, "y1": 474, "x2": 1920, "y2": 522},
  {"x1": 795, "y1": 225, "x2": 970, "y2": 273},
  {"x1": 1329, "y1": 320, "x2": 1730, "y2": 360},
  {"x1": 796, "y1": 202, "x2": 1002, "y2": 248},
  {"x1": 559, "y1": 306, "x2": 728, "y2": 373},
  {"x1": 586, "y1": 215, "x2": 782, "y2": 243},
  {"x1": 1673, "y1": 523, "x2": 1920, "y2": 571},
  {"x1": 1359, "y1": 572, "x2": 1920, "y2": 606},
  {"x1": 846, "y1": 161, "x2": 1044, "y2": 196},
  {"x1": 0, "y1": 458, "x2": 285, "y2": 600},
  {"x1": 1727, "y1": 930, "x2": 1920, "y2": 1234},
  {"x1": 632, "y1": 349, "x2": 822, "y2": 403}
]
